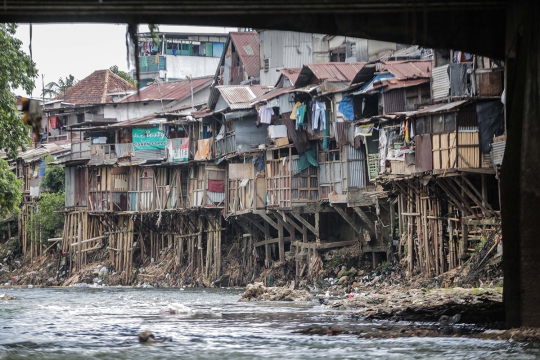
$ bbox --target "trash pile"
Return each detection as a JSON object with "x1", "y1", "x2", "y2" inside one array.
[{"x1": 240, "y1": 282, "x2": 311, "y2": 302}]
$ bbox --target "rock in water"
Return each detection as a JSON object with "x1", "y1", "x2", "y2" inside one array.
[
  {"x1": 0, "y1": 294, "x2": 16, "y2": 300},
  {"x1": 138, "y1": 331, "x2": 170, "y2": 344}
]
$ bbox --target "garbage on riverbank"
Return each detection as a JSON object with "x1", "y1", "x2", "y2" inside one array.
[{"x1": 240, "y1": 282, "x2": 311, "y2": 301}]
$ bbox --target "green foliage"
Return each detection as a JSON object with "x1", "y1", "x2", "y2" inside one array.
[
  {"x1": 0, "y1": 159, "x2": 23, "y2": 218},
  {"x1": 27, "y1": 192, "x2": 65, "y2": 244},
  {"x1": 109, "y1": 65, "x2": 136, "y2": 87},
  {"x1": 42, "y1": 74, "x2": 77, "y2": 98},
  {"x1": 41, "y1": 155, "x2": 65, "y2": 193},
  {"x1": 0, "y1": 23, "x2": 38, "y2": 159}
]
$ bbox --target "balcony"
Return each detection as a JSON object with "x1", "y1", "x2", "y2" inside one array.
[
  {"x1": 70, "y1": 140, "x2": 91, "y2": 160},
  {"x1": 215, "y1": 133, "x2": 235, "y2": 157},
  {"x1": 90, "y1": 144, "x2": 117, "y2": 164}
]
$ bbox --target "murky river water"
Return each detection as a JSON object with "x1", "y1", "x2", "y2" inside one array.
[{"x1": 0, "y1": 288, "x2": 538, "y2": 359}]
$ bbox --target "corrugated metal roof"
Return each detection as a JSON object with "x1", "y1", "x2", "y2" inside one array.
[
  {"x1": 373, "y1": 77, "x2": 430, "y2": 91},
  {"x1": 278, "y1": 68, "x2": 302, "y2": 86},
  {"x1": 215, "y1": 85, "x2": 273, "y2": 110},
  {"x1": 295, "y1": 62, "x2": 368, "y2": 87},
  {"x1": 380, "y1": 60, "x2": 432, "y2": 79},
  {"x1": 250, "y1": 86, "x2": 294, "y2": 104},
  {"x1": 229, "y1": 32, "x2": 260, "y2": 78},
  {"x1": 119, "y1": 76, "x2": 212, "y2": 103},
  {"x1": 414, "y1": 99, "x2": 470, "y2": 115}
]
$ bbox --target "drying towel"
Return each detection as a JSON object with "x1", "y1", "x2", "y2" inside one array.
[{"x1": 207, "y1": 179, "x2": 225, "y2": 193}]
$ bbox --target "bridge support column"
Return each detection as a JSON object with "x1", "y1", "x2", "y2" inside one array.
[{"x1": 502, "y1": 1, "x2": 540, "y2": 328}]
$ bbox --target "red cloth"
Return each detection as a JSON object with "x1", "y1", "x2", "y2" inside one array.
[
  {"x1": 207, "y1": 179, "x2": 225, "y2": 193},
  {"x1": 50, "y1": 116, "x2": 59, "y2": 129}
]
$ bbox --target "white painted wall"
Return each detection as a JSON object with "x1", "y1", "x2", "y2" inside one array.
[
  {"x1": 165, "y1": 55, "x2": 220, "y2": 79},
  {"x1": 103, "y1": 86, "x2": 211, "y2": 122},
  {"x1": 104, "y1": 101, "x2": 167, "y2": 122}
]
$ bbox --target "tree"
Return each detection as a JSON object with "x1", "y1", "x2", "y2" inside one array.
[
  {"x1": 42, "y1": 74, "x2": 77, "y2": 99},
  {"x1": 41, "y1": 155, "x2": 65, "y2": 193},
  {"x1": 27, "y1": 192, "x2": 65, "y2": 243},
  {"x1": 0, "y1": 23, "x2": 38, "y2": 159},
  {"x1": 0, "y1": 160, "x2": 22, "y2": 218},
  {"x1": 0, "y1": 24, "x2": 37, "y2": 217},
  {"x1": 110, "y1": 65, "x2": 136, "y2": 87}
]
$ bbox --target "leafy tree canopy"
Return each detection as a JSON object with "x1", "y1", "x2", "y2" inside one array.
[
  {"x1": 41, "y1": 155, "x2": 65, "y2": 193},
  {"x1": 110, "y1": 65, "x2": 136, "y2": 87},
  {"x1": 0, "y1": 23, "x2": 38, "y2": 159},
  {"x1": 0, "y1": 24, "x2": 37, "y2": 218},
  {"x1": 0, "y1": 159, "x2": 23, "y2": 218},
  {"x1": 28, "y1": 192, "x2": 65, "y2": 243}
]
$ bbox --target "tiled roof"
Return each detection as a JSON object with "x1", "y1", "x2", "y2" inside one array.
[
  {"x1": 57, "y1": 69, "x2": 136, "y2": 105},
  {"x1": 229, "y1": 32, "x2": 260, "y2": 78},
  {"x1": 119, "y1": 76, "x2": 212, "y2": 103},
  {"x1": 278, "y1": 68, "x2": 302, "y2": 86}
]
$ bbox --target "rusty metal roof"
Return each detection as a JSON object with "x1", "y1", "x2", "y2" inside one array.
[
  {"x1": 373, "y1": 78, "x2": 430, "y2": 91},
  {"x1": 229, "y1": 32, "x2": 260, "y2": 78},
  {"x1": 413, "y1": 99, "x2": 470, "y2": 116},
  {"x1": 119, "y1": 76, "x2": 212, "y2": 103},
  {"x1": 380, "y1": 60, "x2": 432, "y2": 80},
  {"x1": 250, "y1": 86, "x2": 294, "y2": 104},
  {"x1": 215, "y1": 85, "x2": 273, "y2": 110},
  {"x1": 278, "y1": 68, "x2": 302, "y2": 86},
  {"x1": 295, "y1": 62, "x2": 368, "y2": 87}
]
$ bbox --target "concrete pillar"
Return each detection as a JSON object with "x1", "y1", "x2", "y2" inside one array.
[{"x1": 502, "y1": 1, "x2": 540, "y2": 328}]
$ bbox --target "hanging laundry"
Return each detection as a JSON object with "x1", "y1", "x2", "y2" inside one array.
[
  {"x1": 297, "y1": 105, "x2": 306, "y2": 124},
  {"x1": 207, "y1": 179, "x2": 225, "y2": 193},
  {"x1": 258, "y1": 104, "x2": 274, "y2": 124},
  {"x1": 404, "y1": 120, "x2": 410, "y2": 142},
  {"x1": 290, "y1": 102, "x2": 301, "y2": 120},
  {"x1": 141, "y1": 55, "x2": 148, "y2": 69},
  {"x1": 50, "y1": 116, "x2": 59, "y2": 130},
  {"x1": 194, "y1": 139, "x2": 211, "y2": 160},
  {"x1": 312, "y1": 102, "x2": 326, "y2": 130}
]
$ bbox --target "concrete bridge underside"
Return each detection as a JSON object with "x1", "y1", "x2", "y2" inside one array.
[{"x1": 2, "y1": 0, "x2": 538, "y2": 328}]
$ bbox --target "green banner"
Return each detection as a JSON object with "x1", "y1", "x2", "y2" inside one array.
[{"x1": 132, "y1": 128, "x2": 166, "y2": 150}]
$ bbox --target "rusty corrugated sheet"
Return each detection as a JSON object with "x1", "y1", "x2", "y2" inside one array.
[
  {"x1": 250, "y1": 86, "x2": 293, "y2": 103},
  {"x1": 278, "y1": 68, "x2": 302, "y2": 86},
  {"x1": 229, "y1": 32, "x2": 260, "y2": 78},
  {"x1": 216, "y1": 85, "x2": 273, "y2": 109},
  {"x1": 282, "y1": 112, "x2": 310, "y2": 154},
  {"x1": 415, "y1": 134, "x2": 432, "y2": 172},
  {"x1": 381, "y1": 60, "x2": 432, "y2": 79},
  {"x1": 295, "y1": 62, "x2": 367, "y2": 87},
  {"x1": 120, "y1": 76, "x2": 212, "y2": 103},
  {"x1": 383, "y1": 89, "x2": 405, "y2": 114},
  {"x1": 373, "y1": 78, "x2": 430, "y2": 91}
]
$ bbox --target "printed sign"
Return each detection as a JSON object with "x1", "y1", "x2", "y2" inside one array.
[
  {"x1": 132, "y1": 128, "x2": 166, "y2": 150},
  {"x1": 167, "y1": 138, "x2": 189, "y2": 162}
]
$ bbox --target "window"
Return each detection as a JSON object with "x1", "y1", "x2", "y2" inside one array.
[{"x1": 264, "y1": 58, "x2": 270, "y2": 72}]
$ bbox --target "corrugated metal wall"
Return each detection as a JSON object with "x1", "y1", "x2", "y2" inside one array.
[
  {"x1": 383, "y1": 89, "x2": 405, "y2": 114},
  {"x1": 234, "y1": 117, "x2": 271, "y2": 151},
  {"x1": 346, "y1": 145, "x2": 366, "y2": 189},
  {"x1": 432, "y1": 65, "x2": 450, "y2": 100}
]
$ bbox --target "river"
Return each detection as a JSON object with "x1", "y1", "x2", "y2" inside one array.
[{"x1": 0, "y1": 288, "x2": 538, "y2": 359}]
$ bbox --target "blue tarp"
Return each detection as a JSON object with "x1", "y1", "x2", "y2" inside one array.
[
  {"x1": 338, "y1": 96, "x2": 355, "y2": 121},
  {"x1": 354, "y1": 73, "x2": 395, "y2": 94}
]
